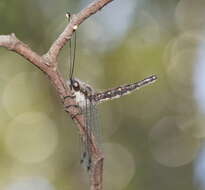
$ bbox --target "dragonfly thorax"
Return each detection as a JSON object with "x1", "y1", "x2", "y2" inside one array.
[{"x1": 67, "y1": 78, "x2": 95, "y2": 108}]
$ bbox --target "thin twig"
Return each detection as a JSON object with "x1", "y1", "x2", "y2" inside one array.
[
  {"x1": 0, "y1": 0, "x2": 114, "y2": 189},
  {"x1": 0, "y1": 34, "x2": 48, "y2": 71},
  {"x1": 45, "y1": 0, "x2": 114, "y2": 68}
]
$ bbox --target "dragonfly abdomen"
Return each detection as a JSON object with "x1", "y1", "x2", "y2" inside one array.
[{"x1": 93, "y1": 75, "x2": 157, "y2": 103}]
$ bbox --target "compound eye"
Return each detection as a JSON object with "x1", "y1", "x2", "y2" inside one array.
[{"x1": 71, "y1": 80, "x2": 80, "y2": 91}]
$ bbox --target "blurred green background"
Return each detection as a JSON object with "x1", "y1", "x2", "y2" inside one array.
[{"x1": 1, "y1": 0, "x2": 205, "y2": 190}]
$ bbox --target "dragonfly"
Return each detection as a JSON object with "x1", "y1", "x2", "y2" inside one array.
[{"x1": 64, "y1": 13, "x2": 157, "y2": 171}]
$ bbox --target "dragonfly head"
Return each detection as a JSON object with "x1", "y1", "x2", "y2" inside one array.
[
  {"x1": 70, "y1": 78, "x2": 80, "y2": 91},
  {"x1": 68, "y1": 78, "x2": 95, "y2": 97}
]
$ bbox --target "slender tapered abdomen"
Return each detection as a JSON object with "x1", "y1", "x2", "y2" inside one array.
[{"x1": 92, "y1": 75, "x2": 157, "y2": 103}]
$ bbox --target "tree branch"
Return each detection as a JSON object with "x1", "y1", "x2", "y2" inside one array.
[
  {"x1": 45, "y1": 0, "x2": 114, "y2": 67},
  {"x1": 0, "y1": 0, "x2": 114, "y2": 190},
  {"x1": 0, "y1": 34, "x2": 48, "y2": 71}
]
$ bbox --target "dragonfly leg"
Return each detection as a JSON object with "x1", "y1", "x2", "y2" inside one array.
[
  {"x1": 87, "y1": 157, "x2": 92, "y2": 171},
  {"x1": 63, "y1": 94, "x2": 76, "y2": 99},
  {"x1": 80, "y1": 151, "x2": 87, "y2": 164}
]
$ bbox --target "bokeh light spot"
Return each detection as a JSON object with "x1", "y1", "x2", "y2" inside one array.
[
  {"x1": 149, "y1": 117, "x2": 200, "y2": 167},
  {"x1": 4, "y1": 176, "x2": 55, "y2": 190},
  {"x1": 2, "y1": 71, "x2": 54, "y2": 118},
  {"x1": 163, "y1": 31, "x2": 205, "y2": 98},
  {"x1": 175, "y1": 0, "x2": 205, "y2": 31},
  {"x1": 4, "y1": 112, "x2": 58, "y2": 163},
  {"x1": 103, "y1": 143, "x2": 135, "y2": 190}
]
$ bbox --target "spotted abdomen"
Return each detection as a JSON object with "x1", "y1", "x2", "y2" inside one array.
[{"x1": 92, "y1": 75, "x2": 157, "y2": 103}]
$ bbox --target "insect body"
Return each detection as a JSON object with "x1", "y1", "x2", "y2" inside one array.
[
  {"x1": 67, "y1": 75, "x2": 157, "y2": 170},
  {"x1": 68, "y1": 75, "x2": 157, "y2": 106},
  {"x1": 65, "y1": 12, "x2": 157, "y2": 171}
]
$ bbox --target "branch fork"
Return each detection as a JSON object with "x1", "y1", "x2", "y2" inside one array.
[{"x1": 0, "y1": 0, "x2": 114, "y2": 189}]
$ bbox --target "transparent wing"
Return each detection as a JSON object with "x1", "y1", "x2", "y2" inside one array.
[
  {"x1": 80, "y1": 98, "x2": 101, "y2": 171},
  {"x1": 80, "y1": 97, "x2": 90, "y2": 170},
  {"x1": 90, "y1": 101, "x2": 101, "y2": 148},
  {"x1": 85, "y1": 97, "x2": 92, "y2": 171}
]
